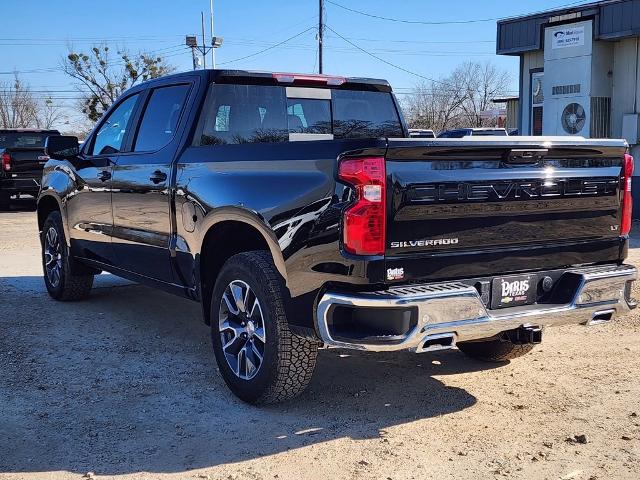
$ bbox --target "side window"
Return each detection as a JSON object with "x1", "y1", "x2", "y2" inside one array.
[
  {"x1": 134, "y1": 84, "x2": 190, "y2": 152},
  {"x1": 199, "y1": 84, "x2": 287, "y2": 145},
  {"x1": 90, "y1": 94, "x2": 139, "y2": 156},
  {"x1": 286, "y1": 99, "x2": 331, "y2": 134}
]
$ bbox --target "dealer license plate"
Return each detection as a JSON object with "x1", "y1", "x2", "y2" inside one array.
[{"x1": 491, "y1": 274, "x2": 537, "y2": 309}]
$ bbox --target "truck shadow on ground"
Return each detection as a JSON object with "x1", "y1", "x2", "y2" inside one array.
[{"x1": 0, "y1": 275, "x2": 502, "y2": 475}]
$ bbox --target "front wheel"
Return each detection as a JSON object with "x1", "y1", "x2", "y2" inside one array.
[
  {"x1": 210, "y1": 251, "x2": 318, "y2": 404},
  {"x1": 457, "y1": 337, "x2": 535, "y2": 362},
  {"x1": 41, "y1": 211, "x2": 94, "y2": 301}
]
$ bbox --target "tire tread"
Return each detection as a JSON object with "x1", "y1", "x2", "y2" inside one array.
[
  {"x1": 212, "y1": 251, "x2": 318, "y2": 405},
  {"x1": 42, "y1": 211, "x2": 93, "y2": 301}
]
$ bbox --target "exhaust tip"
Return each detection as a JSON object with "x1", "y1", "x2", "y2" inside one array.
[
  {"x1": 585, "y1": 309, "x2": 615, "y2": 326},
  {"x1": 417, "y1": 333, "x2": 456, "y2": 353}
]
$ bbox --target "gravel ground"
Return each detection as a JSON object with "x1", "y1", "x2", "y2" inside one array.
[{"x1": 1, "y1": 201, "x2": 639, "y2": 480}]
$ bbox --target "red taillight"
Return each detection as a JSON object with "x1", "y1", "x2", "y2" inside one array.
[
  {"x1": 339, "y1": 156, "x2": 386, "y2": 256},
  {"x1": 621, "y1": 153, "x2": 634, "y2": 235},
  {"x1": 1, "y1": 152, "x2": 10, "y2": 172}
]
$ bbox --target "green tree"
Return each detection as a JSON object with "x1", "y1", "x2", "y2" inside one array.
[{"x1": 62, "y1": 45, "x2": 173, "y2": 122}]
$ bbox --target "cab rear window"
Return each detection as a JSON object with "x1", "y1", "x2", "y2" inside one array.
[
  {"x1": 0, "y1": 133, "x2": 47, "y2": 148},
  {"x1": 196, "y1": 84, "x2": 403, "y2": 145},
  {"x1": 332, "y1": 90, "x2": 403, "y2": 139}
]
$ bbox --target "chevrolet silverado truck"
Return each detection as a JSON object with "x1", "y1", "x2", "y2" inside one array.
[
  {"x1": 38, "y1": 69, "x2": 637, "y2": 404},
  {"x1": 0, "y1": 128, "x2": 60, "y2": 209}
]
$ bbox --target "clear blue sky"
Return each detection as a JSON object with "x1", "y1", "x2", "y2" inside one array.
[{"x1": 0, "y1": 0, "x2": 586, "y2": 129}]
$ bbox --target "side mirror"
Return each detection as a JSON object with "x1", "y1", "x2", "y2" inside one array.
[{"x1": 45, "y1": 135, "x2": 80, "y2": 160}]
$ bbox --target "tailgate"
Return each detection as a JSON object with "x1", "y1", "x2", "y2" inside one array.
[
  {"x1": 3, "y1": 147, "x2": 49, "y2": 176},
  {"x1": 384, "y1": 137, "x2": 627, "y2": 282}
]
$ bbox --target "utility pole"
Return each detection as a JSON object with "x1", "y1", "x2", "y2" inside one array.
[
  {"x1": 185, "y1": 9, "x2": 223, "y2": 70},
  {"x1": 201, "y1": 11, "x2": 207, "y2": 69},
  {"x1": 210, "y1": 0, "x2": 216, "y2": 68},
  {"x1": 318, "y1": 0, "x2": 324, "y2": 74},
  {"x1": 186, "y1": 36, "x2": 199, "y2": 70}
]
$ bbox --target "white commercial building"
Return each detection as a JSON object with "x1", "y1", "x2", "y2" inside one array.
[{"x1": 497, "y1": 0, "x2": 640, "y2": 212}]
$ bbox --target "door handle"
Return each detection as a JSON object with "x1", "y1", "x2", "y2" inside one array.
[
  {"x1": 98, "y1": 170, "x2": 111, "y2": 182},
  {"x1": 150, "y1": 170, "x2": 168, "y2": 184}
]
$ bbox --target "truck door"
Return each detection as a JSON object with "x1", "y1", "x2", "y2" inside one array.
[
  {"x1": 66, "y1": 93, "x2": 140, "y2": 265},
  {"x1": 110, "y1": 83, "x2": 191, "y2": 283}
]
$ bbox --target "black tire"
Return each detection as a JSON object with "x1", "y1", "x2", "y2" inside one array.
[
  {"x1": 210, "y1": 251, "x2": 318, "y2": 405},
  {"x1": 0, "y1": 191, "x2": 10, "y2": 211},
  {"x1": 457, "y1": 337, "x2": 535, "y2": 362},
  {"x1": 41, "y1": 211, "x2": 94, "y2": 301}
]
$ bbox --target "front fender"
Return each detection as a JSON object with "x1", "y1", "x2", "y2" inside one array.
[{"x1": 38, "y1": 162, "x2": 74, "y2": 246}]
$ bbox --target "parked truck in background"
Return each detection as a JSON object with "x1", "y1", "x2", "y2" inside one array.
[
  {"x1": 0, "y1": 128, "x2": 60, "y2": 210},
  {"x1": 38, "y1": 69, "x2": 637, "y2": 404},
  {"x1": 0, "y1": 128, "x2": 60, "y2": 211}
]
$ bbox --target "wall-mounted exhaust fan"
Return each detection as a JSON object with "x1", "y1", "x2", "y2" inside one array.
[{"x1": 561, "y1": 102, "x2": 586, "y2": 134}]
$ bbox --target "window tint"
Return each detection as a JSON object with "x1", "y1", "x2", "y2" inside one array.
[
  {"x1": 91, "y1": 94, "x2": 139, "y2": 155},
  {"x1": 332, "y1": 90, "x2": 402, "y2": 139},
  {"x1": 134, "y1": 84, "x2": 190, "y2": 152},
  {"x1": 199, "y1": 84, "x2": 287, "y2": 145},
  {"x1": 286, "y1": 98, "x2": 331, "y2": 134}
]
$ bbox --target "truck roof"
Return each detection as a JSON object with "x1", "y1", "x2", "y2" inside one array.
[
  {"x1": 146, "y1": 69, "x2": 393, "y2": 92},
  {"x1": 0, "y1": 129, "x2": 60, "y2": 134}
]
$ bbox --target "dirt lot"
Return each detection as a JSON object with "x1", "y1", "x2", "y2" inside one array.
[{"x1": 1, "y1": 201, "x2": 639, "y2": 480}]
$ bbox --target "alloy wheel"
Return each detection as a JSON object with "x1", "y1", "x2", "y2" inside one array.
[
  {"x1": 218, "y1": 280, "x2": 266, "y2": 380},
  {"x1": 44, "y1": 226, "x2": 63, "y2": 288}
]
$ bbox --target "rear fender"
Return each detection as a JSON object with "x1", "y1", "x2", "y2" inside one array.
[{"x1": 196, "y1": 206, "x2": 288, "y2": 284}]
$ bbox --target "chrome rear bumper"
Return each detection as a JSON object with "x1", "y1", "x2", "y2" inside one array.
[{"x1": 315, "y1": 264, "x2": 636, "y2": 352}]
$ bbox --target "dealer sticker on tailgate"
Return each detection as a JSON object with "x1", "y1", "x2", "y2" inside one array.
[{"x1": 491, "y1": 274, "x2": 536, "y2": 309}]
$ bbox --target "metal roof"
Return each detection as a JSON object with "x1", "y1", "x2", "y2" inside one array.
[{"x1": 497, "y1": 0, "x2": 640, "y2": 55}]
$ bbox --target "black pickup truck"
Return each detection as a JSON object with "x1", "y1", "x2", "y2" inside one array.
[
  {"x1": 38, "y1": 69, "x2": 637, "y2": 404},
  {"x1": 0, "y1": 128, "x2": 60, "y2": 209}
]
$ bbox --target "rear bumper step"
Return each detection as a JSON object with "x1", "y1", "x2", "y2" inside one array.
[{"x1": 315, "y1": 264, "x2": 637, "y2": 352}]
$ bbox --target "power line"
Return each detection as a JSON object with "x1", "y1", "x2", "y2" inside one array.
[
  {"x1": 327, "y1": 0, "x2": 593, "y2": 26},
  {"x1": 325, "y1": 25, "x2": 515, "y2": 95},
  {"x1": 326, "y1": 0, "x2": 497, "y2": 25},
  {"x1": 325, "y1": 25, "x2": 445, "y2": 84},
  {"x1": 217, "y1": 26, "x2": 316, "y2": 66},
  {"x1": 0, "y1": 46, "x2": 191, "y2": 75},
  {"x1": 325, "y1": 35, "x2": 495, "y2": 45}
]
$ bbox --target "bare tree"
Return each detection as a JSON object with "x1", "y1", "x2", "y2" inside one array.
[
  {"x1": 403, "y1": 78, "x2": 466, "y2": 132},
  {"x1": 62, "y1": 45, "x2": 174, "y2": 122},
  {"x1": 0, "y1": 75, "x2": 38, "y2": 128},
  {"x1": 402, "y1": 61, "x2": 511, "y2": 132},
  {"x1": 35, "y1": 97, "x2": 65, "y2": 129},
  {"x1": 458, "y1": 61, "x2": 511, "y2": 127}
]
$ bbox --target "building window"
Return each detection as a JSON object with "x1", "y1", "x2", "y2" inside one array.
[{"x1": 531, "y1": 71, "x2": 544, "y2": 135}]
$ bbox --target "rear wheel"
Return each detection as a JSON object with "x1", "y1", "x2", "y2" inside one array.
[
  {"x1": 457, "y1": 337, "x2": 535, "y2": 362},
  {"x1": 210, "y1": 251, "x2": 318, "y2": 404},
  {"x1": 41, "y1": 211, "x2": 94, "y2": 301}
]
